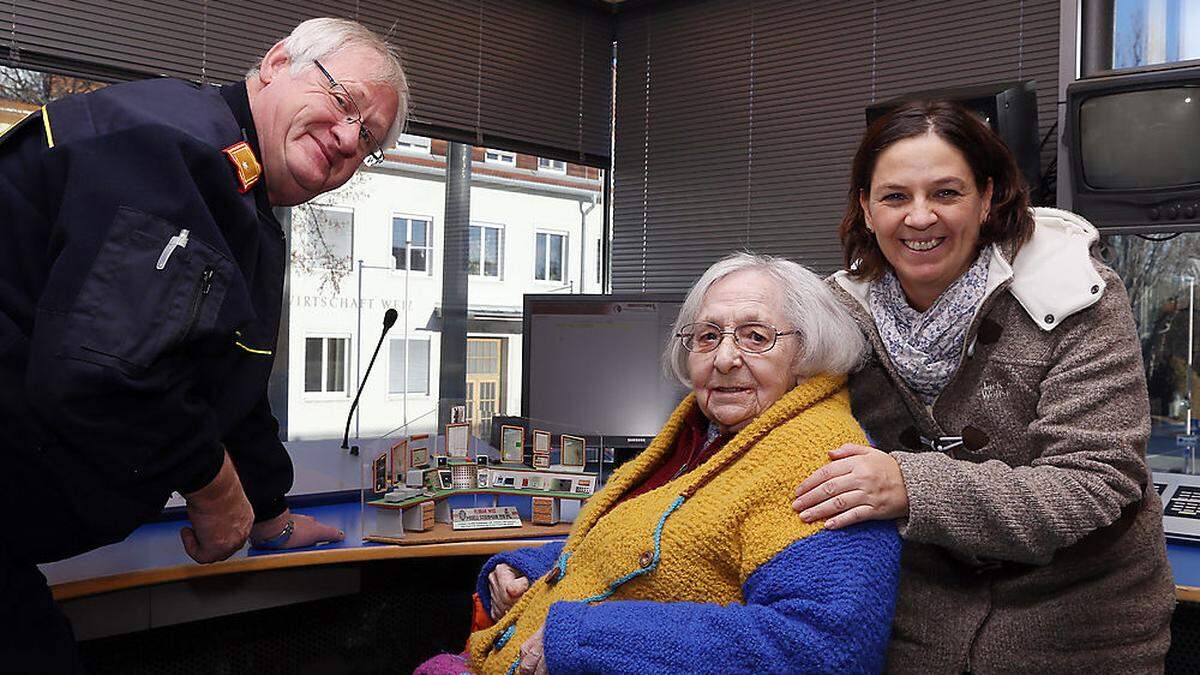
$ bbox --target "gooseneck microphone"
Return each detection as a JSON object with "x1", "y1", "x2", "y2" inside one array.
[{"x1": 342, "y1": 309, "x2": 399, "y2": 454}]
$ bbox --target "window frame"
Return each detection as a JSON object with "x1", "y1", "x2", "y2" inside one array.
[
  {"x1": 534, "y1": 229, "x2": 570, "y2": 284},
  {"x1": 468, "y1": 221, "x2": 505, "y2": 280},
  {"x1": 1084, "y1": 0, "x2": 1200, "y2": 74},
  {"x1": 390, "y1": 213, "x2": 435, "y2": 276},
  {"x1": 537, "y1": 157, "x2": 567, "y2": 174},
  {"x1": 484, "y1": 148, "x2": 517, "y2": 166},
  {"x1": 387, "y1": 336, "x2": 433, "y2": 398},
  {"x1": 394, "y1": 133, "x2": 432, "y2": 154},
  {"x1": 302, "y1": 333, "x2": 352, "y2": 400},
  {"x1": 1110, "y1": 0, "x2": 1200, "y2": 71}
]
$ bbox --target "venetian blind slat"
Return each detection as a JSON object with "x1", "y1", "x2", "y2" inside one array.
[
  {"x1": 1, "y1": 0, "x2": 612, "y2": 165},
  {"x1": 613, "y1": 0, "x2": 1062, "y2": 292}
]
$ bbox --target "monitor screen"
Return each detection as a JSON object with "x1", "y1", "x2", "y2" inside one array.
[
  {"x1": 1080, "y1": 86, "x2": 1200, "y2": 190},
  {"x1": 525, "y1": 297, "x2": 687, "y2": 439}
]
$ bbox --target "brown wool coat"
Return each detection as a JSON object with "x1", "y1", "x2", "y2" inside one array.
[{"x1": 830, "y1": 208, "x2": 1176, "y2": 674}]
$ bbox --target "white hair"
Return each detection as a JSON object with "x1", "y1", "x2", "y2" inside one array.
[
  {"x1": 247, "y1": 18, "x2": 409, "y2": 146},
  {"x1": 663, "y1": 251, "x2": 866, "y2": 387}
]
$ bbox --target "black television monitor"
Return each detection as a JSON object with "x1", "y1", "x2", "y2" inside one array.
[
  {"x1": 865, "y1": 81, "x2": 1041, "y2": 200},
  {"x1": 521, "y1": 294, "x2": 686, "y2": 449},
  {"x1": 1067, "y1": 64, "x2": 1200, "y2": 232}
]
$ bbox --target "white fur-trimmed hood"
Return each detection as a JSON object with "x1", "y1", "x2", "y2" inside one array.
[{"x1": 832, "y1": 207, "x2": 1106, "y2": 331}]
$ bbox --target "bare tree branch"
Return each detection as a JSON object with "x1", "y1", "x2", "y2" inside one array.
[
  {"x1": 290, "y1": 171, "x2": 371, "y2": 293},
  {"x1": 0, "y1": 66, "x2": 102, "y2": 105}
]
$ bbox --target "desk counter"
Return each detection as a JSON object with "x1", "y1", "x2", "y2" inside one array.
[{"x1": 42, "y1": 501, "x2": 1200, "y2": 603}]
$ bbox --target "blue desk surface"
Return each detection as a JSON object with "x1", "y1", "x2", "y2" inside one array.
[
  {"x1": 1168, "y1": 540, "x2": 1200, "y2": 589},
  {"x1": 41, "y1": 497, "x2": 571, "y2": 601},
  {"x1": 40, "y1": 499, "x2": 1200, "y2": 601},
  {"x1": 40, "y1": 501, "x2": 370, "y2": 590}
]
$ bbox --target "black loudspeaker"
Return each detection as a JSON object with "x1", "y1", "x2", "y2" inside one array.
[{"x1": 865, "y1": 81, "x2": 1041, "y2": 202}]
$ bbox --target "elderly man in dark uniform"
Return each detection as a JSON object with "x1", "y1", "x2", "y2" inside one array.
[{"x1": 0, "y1": 17, "x2": 406, "y2": 668}]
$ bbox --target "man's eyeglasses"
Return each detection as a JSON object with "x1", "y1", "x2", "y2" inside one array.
[
  {"x1": 676, "y1": 322, "x2": 799, "y2": 354},
  {"x1": 313, "y1": 60, "x2": 385, "y2": 166}
]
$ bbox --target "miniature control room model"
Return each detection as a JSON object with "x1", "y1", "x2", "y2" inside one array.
[{"x1": 363, "y1": 421, "x2": 599, "y2": 543}]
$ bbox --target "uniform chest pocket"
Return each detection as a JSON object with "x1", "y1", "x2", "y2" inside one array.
[{"x1": 65, "y1": 206, "x2": 231, "y2": 373}]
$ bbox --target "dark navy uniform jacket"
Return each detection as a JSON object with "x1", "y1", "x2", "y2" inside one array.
[{"x1": 0, "y1": 79, "x2": 292, "y2": 563}]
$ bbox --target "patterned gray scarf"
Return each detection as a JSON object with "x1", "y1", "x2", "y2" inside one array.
[{"x1": 869, "y1": 253, "x2": 990, "y2": 404}]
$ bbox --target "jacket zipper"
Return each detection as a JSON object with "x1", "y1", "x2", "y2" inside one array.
[{"x1": 175, "y1": 266, "x2": 214, "y2": 348}]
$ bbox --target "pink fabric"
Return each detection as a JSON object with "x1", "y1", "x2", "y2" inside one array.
[{"x1": 413, "y1": 651, "x2": 474, "y2": 675}]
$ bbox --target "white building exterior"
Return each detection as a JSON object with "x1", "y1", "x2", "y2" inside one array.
[{"x1": 284, "y1": 138, "x2": 605, "y2": 442}]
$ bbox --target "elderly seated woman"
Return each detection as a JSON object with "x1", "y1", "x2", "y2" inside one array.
[{"x1": 424, "y1": 252, "x2": 901, "y2": 675}]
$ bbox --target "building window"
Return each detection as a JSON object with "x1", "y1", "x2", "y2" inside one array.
[
  {"x1": 538, "y1": 157, "x2": 566, "y2": 174},
  {"x1": 304, "y1": 336, "x2": 349, "y2": 394},
  {"x1": 306, "y1": 205, "x2": 354, "y2": 269},
  {"x1": 395, "y1": 133, "x2": 431, "y2": 153},
  {"x1": 485, "y1": 148, "x2": 516, "y2": 165},
  {"x1": 1113, "y1": 0, "x2": 1200, "y2": 69},
  {"x1": 535, "y1": 231, "x2": 567, "y2": 282},
  {"x1": 392, "y1": 216, "x2": 433, "y2": 273},
  {"x1": 469, "y1": 223, "x2": 503, "y2": 278},
  {"x1": 389, "y1": 338, "x2": 430, "y2": 395}
]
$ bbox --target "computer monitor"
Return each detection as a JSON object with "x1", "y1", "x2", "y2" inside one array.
[
  {"x1": 1067, "y1": 64, "x2": 1200, "y2": 232},
  {"x1": 865, "y1": 81, "x2": 1042, "y2": 201},
  {"x1": 521, "y1": 294, "x2": 686, "y2": 449}
]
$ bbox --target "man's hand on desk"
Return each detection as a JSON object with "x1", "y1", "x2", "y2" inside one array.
[
  {"x1": 180, "y1": 450, "x2": 254, "y2": 563},
  {"x1": 250, "y1": 510, "x2": 345, "y2": 550}
]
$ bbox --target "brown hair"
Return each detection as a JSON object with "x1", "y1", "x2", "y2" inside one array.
[{"x1": 839, "y1": 100, "x2": 1034, "y2": 280}]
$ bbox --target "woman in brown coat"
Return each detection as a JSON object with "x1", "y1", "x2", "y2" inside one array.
[{"x1": 792, "y1": 100, "x2": 1175, "y2": 673}]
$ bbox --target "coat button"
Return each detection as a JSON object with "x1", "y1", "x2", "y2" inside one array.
[
  {"x1": 961, "y1": 426, "x2": 990, "y2": 452},
  {"x1": 1044, "y1": 314, "x2": 1055, "y2": 324},
  {"x1": 1091, "y1": 285, "x2": 1099, "y2": 294},
  {"x1": 977, "y1": 318, "x2": 1003, "y2": 344},
  {"x1": 638, "y1": 551, "x2": 654, "y2": 568}
]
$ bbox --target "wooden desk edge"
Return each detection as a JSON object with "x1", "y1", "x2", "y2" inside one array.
[
  {"x1": 50, "y1": 539, "x2": 557, "y2": 601},
  {"x1": 1177, "y1": 585, "x2": 1200, "y2": 603}
]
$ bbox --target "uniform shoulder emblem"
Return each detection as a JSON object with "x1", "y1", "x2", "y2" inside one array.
[{"x1": 222, "y1": 140, "x2": 261, "y2": 194}]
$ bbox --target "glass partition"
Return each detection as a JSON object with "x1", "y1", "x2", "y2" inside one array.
[
  {"x1": 281, "y1": 139, "x2": 608, "y2": 508},
  {"x1": 1108, "y1": 232, "x2": 1200, "y2": 473}
]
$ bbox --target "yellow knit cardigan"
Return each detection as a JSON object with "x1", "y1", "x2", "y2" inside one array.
[{"x1": 469, "y1": 373, "x2": 866, "y2": 674}]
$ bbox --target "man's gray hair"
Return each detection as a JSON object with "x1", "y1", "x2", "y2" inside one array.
[
  {"x1": 663, "y1": 252, "x2": 866, "y2": 386},
  {"x1": 247, "y1": 17, "x2": 409, "y2": 146}
]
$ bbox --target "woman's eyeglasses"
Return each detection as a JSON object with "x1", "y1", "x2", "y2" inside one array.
[{"x1": 676, "y1": 322, "x2": 799, "y2": 354}]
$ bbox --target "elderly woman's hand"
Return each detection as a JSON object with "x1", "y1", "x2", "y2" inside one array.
[
  {"x1": 791, "y1": 443, "x2": 909, "y2": 529},
  {"x1": 488, "y1": 563, "x2": 530, "y2": 621},
  {"x1": 517, "y1": 625, "x2": 547, "y2": 675}
]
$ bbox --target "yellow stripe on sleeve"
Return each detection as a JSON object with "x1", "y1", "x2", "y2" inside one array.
[
  {"x1": 40, "y1": 106, "x2": 54, "y2": 148},
  {"x1": 234, "y1": 340, "x2": 273, "y2": 356}
]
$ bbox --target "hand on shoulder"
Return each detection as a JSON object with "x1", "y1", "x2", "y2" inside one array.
[{"x1": 791, "y1": 443, "x2": 909, "y2": 529}]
